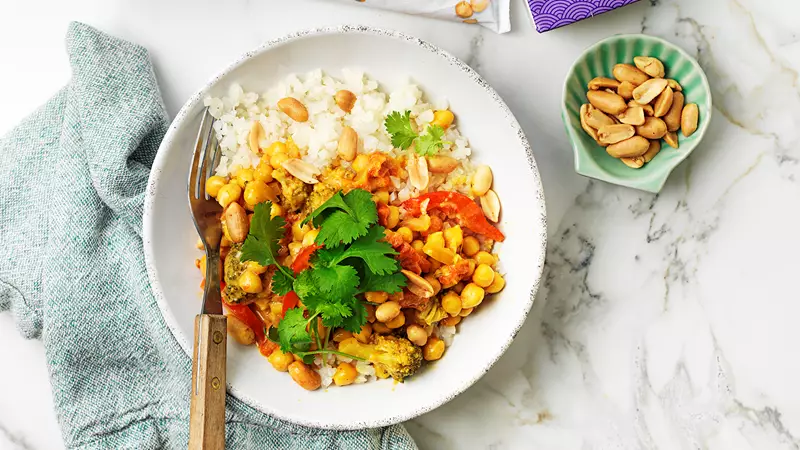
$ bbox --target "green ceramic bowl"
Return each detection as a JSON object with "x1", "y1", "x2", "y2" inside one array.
[{"x1": 562, "y1": 34, "x2": 712, "y2": 193}]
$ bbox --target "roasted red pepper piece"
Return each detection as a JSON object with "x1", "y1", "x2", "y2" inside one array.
[
  {"x1": 290, "y1": 243, "x2": 320, "y2": 274},
  {"x1": 280, "y1": 291, "x2": 300, "y2": 316},
  {"x1": 402, "y1": 191, "x2": 505, "y2": 242},
  {"x1": 222, "y1": 293, "x2": 274, "y2": 356},
  {"x1": 376, "y1": 203, "x2": 391, "y2": 227}
]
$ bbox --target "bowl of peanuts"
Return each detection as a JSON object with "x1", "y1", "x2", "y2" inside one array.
[{"x1": 562, "y1": 34, "x2": 712, "y2": 193}]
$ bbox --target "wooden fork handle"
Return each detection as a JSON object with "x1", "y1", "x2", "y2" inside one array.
[{"x1": 189, "y1": 314, "x2": 227, "y2": 450}]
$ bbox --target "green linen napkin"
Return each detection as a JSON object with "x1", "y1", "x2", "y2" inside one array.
[{"x1": 0, "y1": 22, "x2": 417, "y2": 450}]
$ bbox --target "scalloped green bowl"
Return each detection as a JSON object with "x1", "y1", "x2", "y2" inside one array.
[{"x1": 562, "y1": 34, "x2": 712, "y2": 193}]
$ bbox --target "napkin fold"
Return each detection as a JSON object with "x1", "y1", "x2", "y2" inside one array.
[{"x1": 0, "y1": 22, "x2": 417, "y2": 450}]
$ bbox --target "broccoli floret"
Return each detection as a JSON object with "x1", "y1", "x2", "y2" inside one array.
[{"x1": 338, "y1": 335, "x2": 422, "y2": 381}]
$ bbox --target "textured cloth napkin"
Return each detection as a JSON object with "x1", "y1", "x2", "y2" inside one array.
[{"x1": 0, "y1": 22, "x2": 417, "y2": 450}]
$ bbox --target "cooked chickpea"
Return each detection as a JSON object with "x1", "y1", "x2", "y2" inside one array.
[
  {"x1": 460, "y1": 283, "x2": 485, "y2": 309},
  {"x1": 352, "y1": 154, "x2": 370, "y2": 172},
  {"x1": 386, "y1": 313, "x2": 405, "y2": 329},
  {"x1": 239, "y1": 270, "x2": 263, "y2": 294},
  {"x1": 245, "y1": 261, "x2": 267, "y2": 275},
  {"x1": 332, "y1": 329, "x2": 353, "y2": 342},
  {"x1": 472, "y1": 264, "x2": 495, "y2": 288},
  {"x1": 216, "y1": 183, "x2": 242, "y2": 208},
  {"x1": 302, "y1": 229, "x2": 319, "y2": 247},
  {"x1": 451, "y1": 282, "x2": 465, "y2": 294},
  {"x1": 365, "y1": 291, "x2": 388, "y2": 304},
  {"x1": 441, "y1": 291, "x2": 462, "y2": 316},
  {"x1": 372, "y1": 191, "x2": 389, "y2": 205},
  {"x1": 254, "y1": 161, "x2": 273, "y2": 183},
  {"x1": 396, "y1": 227, "x2": 413, "y2": 243},
  {"x1": 474, "y1": 251, "x2": 496, "y2": 266},
  {"x1": 432, "y1": 110, "x2": 455, "y2": 129},
  {"x1": 424, "y1": 275, "x2": 442, "y2": 295},
  {"x1": 268, "y1": 349, "x2": 294, "y2": 372},
  {"x1": 411, "y1": 240, "x2": 424, "y2": 251},
  {"x1": 428, "y1": 258, "x2": 442, "y2": 271},
  {"x1": 270, "y1": 152, "x2": 289, "y2": 170},
  {"x1": 459, "y1": 307, "x2": 474, "y2": 317},
  {"x1": 375, "y1": 301, "x2": 401, "y2": 323},
  {"x1": 354, "y1": 324, "x2": 372, "y2": 343},
  {"x1": 333, "y1": 362, "x2": 358, "y2": 386},
  {"x1": 291, "y1": 221, "x2": 310, "y2": 241},
  {"x1": 288, "y1": 242, "x2": 303, "y2": 258},
  {"x1": 386, "y1": 206, "x2": 400, "y2": 229},
  {"x1": 441, "y1": 315, "x2": 461, "y2": 327},
  {"x1": 486, "y1": 273, "x2": 505, "y2": 294},
  {"x1": 233, "y1": 167, "x2": 255, "y2": 189},
  {"x1": 288, "y1": 361, "x2": 321, "y2": 391},
  {"x1": 406, "y1": 324, "x2": 428, "y2": 346},
  {"x1": 423, "y1": 337, "x2": 445, "y2": 361},
  {"x1": 206, "y1": 175, "x2": 227, "y2": 198},
  {"x1": 462, "y1": 236, "x2": 480, "y2": 257},
  {"x1": 244, "y1": 180, "x2": 271, "y2": 207},
  {"x1": 266, "y1": 141, "x2": 287, "y2": 156}
]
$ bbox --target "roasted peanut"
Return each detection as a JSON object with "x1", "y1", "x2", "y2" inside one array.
[
  {"x1": 633, "y1": 56, "x2": 666, "y2": 78},
  {"x1": 612, "y1": 64, "x2": 650, "y2": 86},
  {"x1": 681, "y1": 103, "x2": 699, "y2": 137},
  {"x1": 227, "y1": 315, "x2": 255, "y2": 345},
  {"x1": 402, "y1": 270, "x2": 435, "y2": 298},
  {"x1": 643, "y1": 140, "x2": 661, "y2": 162},
  {"x1": 633, "y1": 78, "x2": 668, "y2": 105},
  {"x1": 663, "y1": 91, "x2": 684, "y2": 132},
  {"x1": 635, "y1": 117, "x2": 668, "y2": 139},
  {"x1": 597, "y1": 124, "x2": 636, "y2": 145},
  {"x1": 587, "y1": 90, "x2": 627, "y2": 115},
  {"x1": 427, "y1": 155, "x2": 459, "y2": 174},
  {"x1": 282, "y1": 158, "x2": 319, "y2": 184},
  {"x1": 653, "y1": 86, "x2": 674, "y2": 117},
  {"x1": 667, "y1": 79, "x2": 682, "y2": 92},
  {"x1": 621, "y1": 156, "x2": 645, "y2": 169},
  {"x1": 580, "y1": 105, "x2": 602, "y2": 144},
  {"x1": 455, "y1": 1, "x2": 473, "y2": 17},
  {"x1": 471, "y1": 165, "x2": 493, "y2": 196},
  {"x1": 288, "y1": 361, "x2": 321, "y2": 391},
  {"x1": 337, "y1": 126, "x2": 358, "y2": 162},
  {"x1": 617, "y1": 106, "x2": 645, "y2": 126},
  {"x1": 584, "y1": 105, "x2": 615, "y2": 129},
  {"x1": 480, "y1": 189, "x2": 500, "y2": 223},
  {"x1": 278, "y1": 97, "x2": 309, "y2": 122},
  {"x1": 664, "y1": 131, "x2": 679, "y2": 148},
  {"x1": 606, "y1": 136, "x2": 650, "y2": 158},
  {"x1": 408, "y1": 154, "x2": 429, "y2": 191},
  {"x1": 225, "y1": 202, "x2": 249, "y2": 243},
  {"x1": 588, "y1": 77, "x2": 621, "y2": 90},
  {"x1": 617, "y1": 81, "x2": 636, "y2": 100},
  {"x1": 249, "y1": 121, "x2": 264, "y2": 154},
  {"x1": 470, "y1": 0, "x2": 489, "y2": 12},
  {"x1": 631, "y1": 101, "x2": 655, "y2": 117},
  {"x1": 334, "y1": 90, "x2": 356, "y2": 113}
]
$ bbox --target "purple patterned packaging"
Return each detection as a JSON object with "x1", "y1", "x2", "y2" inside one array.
[{"x1": 527, "y1": 0, "x2": 640, "y2": 33}]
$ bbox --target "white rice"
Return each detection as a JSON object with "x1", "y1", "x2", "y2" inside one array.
[{"x1": 204, "y1": 69, "x2": 473, "y2": 181}]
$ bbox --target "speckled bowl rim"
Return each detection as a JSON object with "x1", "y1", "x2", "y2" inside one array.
[
  {"x1": 143, "y1": 25, "x2": 547, "y2": 430},
  {"x1": 561, "y1": 33, "x2": 713, "y2": 193}
]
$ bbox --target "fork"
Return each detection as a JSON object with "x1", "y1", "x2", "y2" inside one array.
[{"x1": 187, "y1": 109, "x2": 226, "y2": 450}]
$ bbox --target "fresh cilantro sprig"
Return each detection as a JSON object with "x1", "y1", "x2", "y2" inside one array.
[
  {"x1": 240, "y1": 189, "x2": 407, "y2": 363},
  {"x1": 384, "y1": 110, "x2": 449, "y2": 156}
]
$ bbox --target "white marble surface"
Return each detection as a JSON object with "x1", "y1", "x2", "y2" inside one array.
[{"x1": 2, "y1": 0, "x2": 799, "y2": 448}]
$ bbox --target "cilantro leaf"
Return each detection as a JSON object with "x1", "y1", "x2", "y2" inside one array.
[
  {"x1": 301, "y1": 191, "x2": 353, "y2": 227},
  {"x1": 294, "y1": 266, "x2": 360, "y2": 330},
  {"x1": 339, "y1": 296, "x2": 367, "y2": 333},
  {"x1": 359, "y1": 270, "x2": 406, "y2": 294},
  {"x1": 312, "y1": 265, "x2": 359, "y2": 300},
  {"x1": 240, "y1": 202, "x2": 286, "y2": 267},
  {"x1": 271, "y1": 268, "x2": 294, "y2": 296},
  {"x1": 385, "y1": 110, "x2": 418, "y2": 149},
  {"x1": 415, "y1": 125, "x2": 446, "y2": 156},
  {"x1": 311, "y1": 189, "x2": 378, "y2": 248},
  {"x1": 276, "y1": 308, "x2": 312, "y2": 354},
  {"x1": 317, "y1": 226, "x2": 399, "y2": 275}
]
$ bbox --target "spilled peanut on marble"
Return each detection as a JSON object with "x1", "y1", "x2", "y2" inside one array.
[{"x1": 581, "y1": 56, "x2": 700, "y2": 169}]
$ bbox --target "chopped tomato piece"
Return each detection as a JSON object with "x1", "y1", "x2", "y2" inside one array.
[
  {"x1": 290, "y1": 244, "x2": 320, "y2": 274},
  {"x1": 402, "y1": 191, "x2": 504, "y2": 242},
  {"x1": 280, "y1": 291, "x2": 300, "y2": 316}
]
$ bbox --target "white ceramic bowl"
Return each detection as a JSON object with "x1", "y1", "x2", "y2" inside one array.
[{"x1": 143, "y1": 26, "x2": 547, "y2": 429}]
